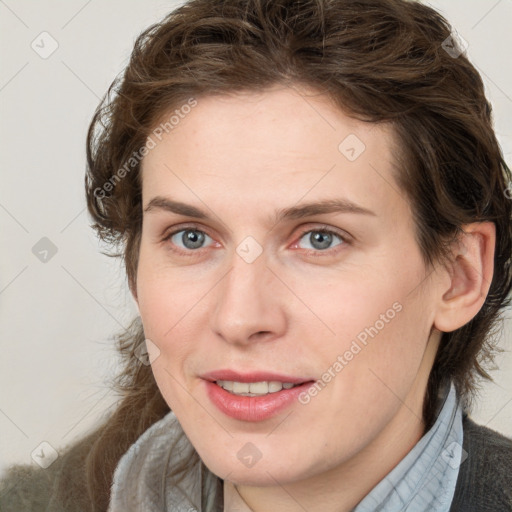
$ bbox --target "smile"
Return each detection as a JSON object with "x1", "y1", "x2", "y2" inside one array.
[{"x1": 201, "y1": 371, "x2": 315, "y2": 421}]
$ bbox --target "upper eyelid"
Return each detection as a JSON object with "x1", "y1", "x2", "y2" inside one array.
[{"x1": 163, "y1": 223, "x2": 214, "y2": 241}]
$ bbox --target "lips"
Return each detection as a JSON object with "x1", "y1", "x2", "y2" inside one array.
[
  {"x1": 201, "y1": 369, "x2": 312, "y2": 385},
  {"x1": 201, "y1": 369, "x2": 315, "y2": 422}
]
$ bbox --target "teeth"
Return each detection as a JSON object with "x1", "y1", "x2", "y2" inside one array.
[
  {"x1": 268, "y1": 381, "x2": 282, "y2": 392},
  {"x1": 221, "y1": 380, "x2": 233, "y2": 391},
  {"x1": 232, "y1": 382, "x2": 250, "y2": 394},
  {"x1": 249, "y1": 381, "x2": 268, "y2": 394},
  {"x1": 216, "y1": 380, "x2": 298, "y2": 396}
]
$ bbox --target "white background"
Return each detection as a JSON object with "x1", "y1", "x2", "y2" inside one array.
[{"x1": 1, "y1": 0, "x2": 511, "y2": 476}]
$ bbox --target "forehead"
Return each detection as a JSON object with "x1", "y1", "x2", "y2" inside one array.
[{"x1": 140, "y1": 85, "x2": 407, "y2": 226}]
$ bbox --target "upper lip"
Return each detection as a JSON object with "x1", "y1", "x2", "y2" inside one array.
[{"x1": 201, "y1": 369, "x2": 313, "y2": 384}]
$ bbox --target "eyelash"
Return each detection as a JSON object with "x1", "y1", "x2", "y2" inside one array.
[{"x1": 162, "y1": 223, "x2": 351, "y2": 258}]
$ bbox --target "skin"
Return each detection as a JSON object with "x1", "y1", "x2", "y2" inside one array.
[{"x1": 133, "y1": 84, "x2": 495, "y2": 512}]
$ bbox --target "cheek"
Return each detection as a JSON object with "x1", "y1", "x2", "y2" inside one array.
[
  {"x1": 137, "y1": 283, "x2": 198, "y2": 368},
  {"x1": 136, "y1": 266, "x2": 190, "y2": 375},
  {"x1": 291, "y1": 261, "x2": 429, "y2": 357},
  {"x1": 291, "y1": 256, "x2": 434, "y2": 408},
  {"x1": 135, "y1": 251, "x2": 221, "y2": 406},
  {"x1": 136, "y1": 247, "x2": 206, "y2": 340}
]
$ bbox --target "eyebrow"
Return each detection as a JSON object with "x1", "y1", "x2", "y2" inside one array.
[{"x1": 144, "y1": 196, "x2": 376, "y2": 225}]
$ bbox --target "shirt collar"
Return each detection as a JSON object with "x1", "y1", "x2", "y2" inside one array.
[{"x1": 353, "y1": 380, "x2": 463, "y2": 512}]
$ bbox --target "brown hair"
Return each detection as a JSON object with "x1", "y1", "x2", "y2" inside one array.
[{"x1": 6, "y1": 0, "x2": 511, "y2": 510}]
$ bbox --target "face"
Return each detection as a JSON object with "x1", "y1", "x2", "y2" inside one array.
[{"x1": 135, "y1": 85, "x2": 443, "y2": 487}]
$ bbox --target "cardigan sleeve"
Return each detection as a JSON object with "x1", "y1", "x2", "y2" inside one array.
[
  {"x1": 0, "y1": 463, "x2": 58, "y2": 512},
  {"x1": 0, "y1": 429, "x2": 100, "y2": 512}
]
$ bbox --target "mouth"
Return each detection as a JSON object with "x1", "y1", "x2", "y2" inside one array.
[
  {"x1": 201, "y1": 370, "x2": 315, "y2": 421},
  {"x1": 215, "y1": 379, "x2": 302, "y2": 396}
]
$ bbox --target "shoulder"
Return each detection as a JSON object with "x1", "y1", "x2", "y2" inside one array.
[
  {"x1": 0, "y1": 429, "x2": 99, "y2": 512},
  {"x1": 450, "y1": 414, "x2": 512, "y2": 511},
  {"x1": 0, "y1": 463, "x2": 58, "y2": 512},
  {"x1": 462, "y1": 415, "x2": 512, "y2": 474}
]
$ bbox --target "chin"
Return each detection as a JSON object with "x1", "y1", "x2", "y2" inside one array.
[{"x1": 198, "y1": 448, "x2": 310, "y2": 487}]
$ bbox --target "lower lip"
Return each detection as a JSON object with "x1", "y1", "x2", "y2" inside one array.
[{"x1": 204, "y1": 380, "x2": 314, "y2": 422}]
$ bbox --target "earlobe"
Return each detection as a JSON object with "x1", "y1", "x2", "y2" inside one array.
[{"x1": 434, "y1": 222, "x2": 495, "y2": 333}]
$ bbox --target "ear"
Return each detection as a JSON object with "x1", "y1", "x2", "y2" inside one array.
[{"x1": 434, "y1": 222, "x2": 495, "y2": 333}]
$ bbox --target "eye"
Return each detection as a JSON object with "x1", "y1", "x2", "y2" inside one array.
[
  {"x1": 165, "y1": 227, "x2": 214, "y2": 252},
  {"x1": 294, "y1": 228, "x2": 347, "y2": 253},
  {"x1": 162, "y1": 225, "x2": 349, "y2": 256}
]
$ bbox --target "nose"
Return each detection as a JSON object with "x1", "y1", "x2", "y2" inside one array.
[{"x1": 210, "y1": 249, "x2": 287, "y2": 347}]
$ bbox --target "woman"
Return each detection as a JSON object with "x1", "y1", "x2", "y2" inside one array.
[{"x1": 1, "y1": 0, "x2": 511, "y2": 510}]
